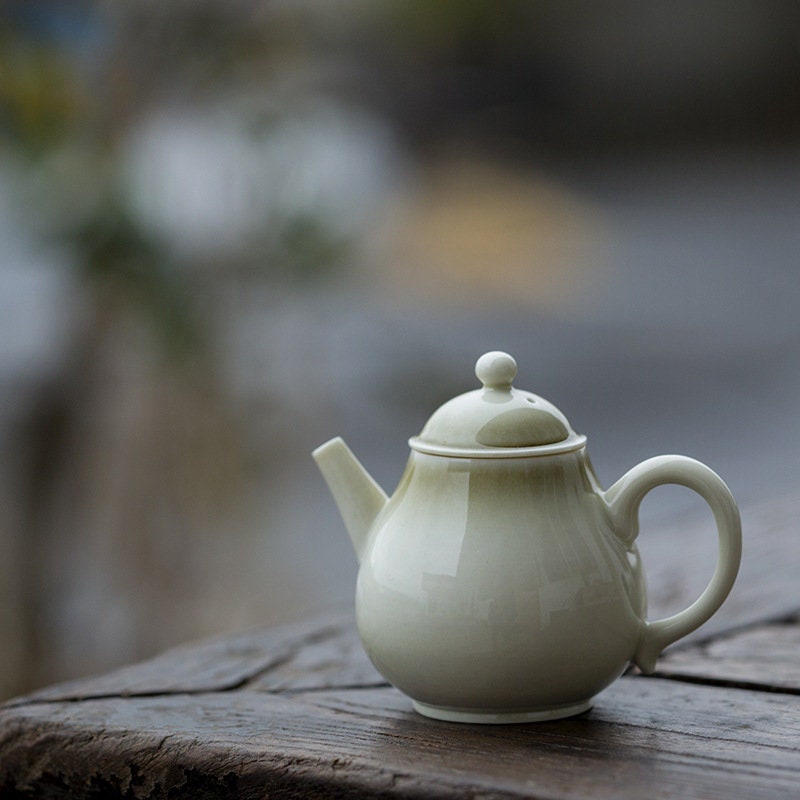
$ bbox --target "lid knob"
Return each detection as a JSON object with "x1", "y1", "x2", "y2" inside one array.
[{"x1": 475, "y1": 351, "x2": 517, "y2": 390}]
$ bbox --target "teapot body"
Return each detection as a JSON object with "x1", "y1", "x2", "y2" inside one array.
[
  {"x1": 314, "y1": 351, "x2": 741, "y2": 723},
  {"x1": 356, "y1": 449, "x2": 646, "y2": 723}
]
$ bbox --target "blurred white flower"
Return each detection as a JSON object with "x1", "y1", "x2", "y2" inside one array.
[{"x1": 121, "y1": 100, "x2": 399, "y2": 260}]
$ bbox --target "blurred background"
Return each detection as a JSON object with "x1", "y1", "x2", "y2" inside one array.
[{"x1": 1, "y1": 0, "x2": 799, "y2": 700}]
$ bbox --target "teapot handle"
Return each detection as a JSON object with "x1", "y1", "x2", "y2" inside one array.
[{"x1": 604, "y1": 455, "x2": 742, "y2": 673}]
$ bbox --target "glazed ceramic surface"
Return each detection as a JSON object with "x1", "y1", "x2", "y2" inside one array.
[{"x1": 313, "y1": 351, "x2": 741, "y2": 723}]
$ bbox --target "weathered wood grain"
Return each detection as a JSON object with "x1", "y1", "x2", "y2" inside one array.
[
  {"x1": 7, "y1": 612, "x2": 384, "y2": 707},
  {"x1": 655, "y1": 615, "x2": 800, "y2": 692},
  {"x1": 1, "y1": 677, "x2": 799, "y2": 800},
  {"x1": 2, "y1": 613, "x2": 800, "y2": 799}
]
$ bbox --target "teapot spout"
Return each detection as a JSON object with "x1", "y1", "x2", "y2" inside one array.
[{"x1": 312, "y1": 437, "x2": 388, "y2": 563}]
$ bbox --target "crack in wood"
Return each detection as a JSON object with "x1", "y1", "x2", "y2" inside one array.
[
  {"x1": 220, "y1": 623, "x2": 348, "y2": 691},
  {"x1": 649, "y1": 671, "x2": 800, "y2": 696}
]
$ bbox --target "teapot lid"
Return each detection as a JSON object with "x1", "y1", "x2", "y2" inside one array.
[{"x1": 409, "y1": 351, "x2": 586, "y2": 458}]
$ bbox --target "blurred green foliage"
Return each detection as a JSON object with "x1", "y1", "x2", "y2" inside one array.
[
  {"x1": 0, "y1": 26, "x2": 87, "y2": 154},
  {"x1": 70, "y1": 199, "x2": 200, "y2": 359}
]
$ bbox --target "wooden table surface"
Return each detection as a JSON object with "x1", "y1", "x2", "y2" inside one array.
[{"x1": 2, "y1": 493, "x2": 799, "y2": 799}]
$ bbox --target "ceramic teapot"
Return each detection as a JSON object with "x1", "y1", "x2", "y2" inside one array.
[{"x1": 313, "y1": 351, "x2": 741, "y2": 723}]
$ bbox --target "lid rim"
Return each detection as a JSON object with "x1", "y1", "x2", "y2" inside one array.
[{"x1": 409, "y1": 434, "x2": 588, "y2": 459}]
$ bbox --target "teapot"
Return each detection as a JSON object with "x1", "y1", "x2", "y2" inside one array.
[{"x1": 313, "y1": 351, "x2": 741, "y2": 723}]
